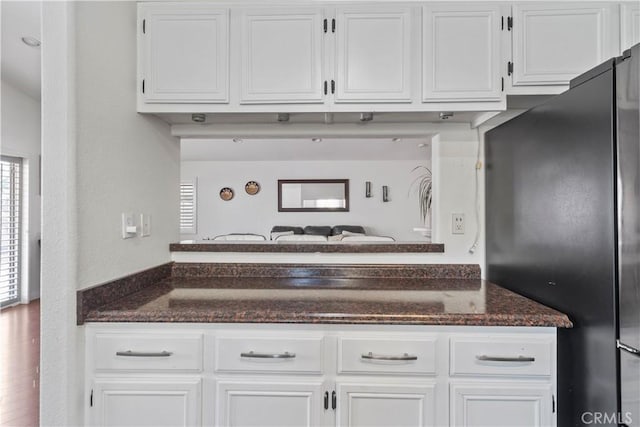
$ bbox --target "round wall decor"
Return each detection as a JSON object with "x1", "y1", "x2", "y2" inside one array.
[
  {"x1": 245, "y1": 181, "x2": 260, "y2": 195},
  {"x1": 219, "y1": 187, "x2": 234, "y2": 201}
]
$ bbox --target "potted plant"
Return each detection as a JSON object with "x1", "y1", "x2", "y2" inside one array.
[{"x1": 409, "y1": 166, "x2": 433, "y2": 236}]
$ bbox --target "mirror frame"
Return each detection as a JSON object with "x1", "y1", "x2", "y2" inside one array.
[{"x1": 277, "y1": 179, "x2": 350, "y2": 212}]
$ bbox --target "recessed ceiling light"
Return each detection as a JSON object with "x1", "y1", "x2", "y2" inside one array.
[
  {"x1": 311, "y1": 138, "x2": 322, "y2": 143},
  {"x1": 392, "y1": 138, "x2": 401, "y2": 143},
  {"x1": 232, "y1": 138, "x2": 243, "y2": 143},
  {"x1": 21, "y1": 36, "x2": 41, "y2": 48},
  {"x1": 191, "y1": 113, "x2": 205, "y2": 123},
  {"x1": 360, "y1": 112, "x2": 373, "y2": 122},
  {"x1": 418, "y1": 143, "x2": 427, "y2": 148}
]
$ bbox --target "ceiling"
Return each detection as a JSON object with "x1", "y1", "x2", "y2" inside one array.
[
  {"x1": 181, "y1": 137, "x2": 433, "y2": 162},
  {"x1": 1, "y1": 1, "x2": 41, "y2": 100}
]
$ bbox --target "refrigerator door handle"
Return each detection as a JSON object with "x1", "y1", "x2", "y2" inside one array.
[{"x1": 617, "y1": 340, "x2": 640, "y2": 356}]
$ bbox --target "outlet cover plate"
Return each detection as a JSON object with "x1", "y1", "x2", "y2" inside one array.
[{"x1": 452, "y1": 213, "x2": 465, "y2": 234}]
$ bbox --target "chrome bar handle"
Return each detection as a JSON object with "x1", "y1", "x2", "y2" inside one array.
[
  {"x1": 116, "y1": 350, "x2": 173, "y2": 357},
  {"x1": 361, "y1": 352, "x2": 418, "y2": 361},
  {"x1": 240, "y1": 351, "x2": 296, "y2": 359},
  {"x1": 476, "y1": 355, "x2": 535, "y2": 362},
  {"x1": 617, "y1": 340, "x2": 640, "y2": 355}
]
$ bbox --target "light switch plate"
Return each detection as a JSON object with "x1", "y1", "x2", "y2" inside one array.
[
  {"x1": 140, "y1": 214, "x2": 151, "y2": 237},
  {"x1": 122, "y1": 213, "x2": 136, "y2": 239}
]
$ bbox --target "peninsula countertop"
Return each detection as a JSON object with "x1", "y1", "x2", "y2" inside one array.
[{"x1": 79, "y1": 271, "x2": 572, "y2": 327}]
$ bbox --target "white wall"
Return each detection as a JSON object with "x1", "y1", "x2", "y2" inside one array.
[
  {"x1": 181, "y1": 160, "x2": 430, "y2": 241},
  {"x1": 1, "y1": 81, "x2": 41, "y2": 301},
  {"x1": 41, "y1": 2, "x2": 180, "y2": 425},
  {"x1": 75, "y1": 1, "x2": 180, "y2": 288}
]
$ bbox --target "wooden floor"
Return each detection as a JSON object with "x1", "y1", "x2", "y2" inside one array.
[{"x1": 0, "y1": 300, "x2": 40, "y2": 427}]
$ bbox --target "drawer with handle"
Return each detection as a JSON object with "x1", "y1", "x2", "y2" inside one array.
[
  {"x1": 450, "y1": 336, "x2": 553, "y2": 377},
  {"x1": 94, "y1": 333, "x2": 203, "y2": 372},
  {"x1": 338, "y1": 337, "x2": 437, "y2": 375},
  {"x1": 215, "y1": 336, "x2": 324, "y2": 374}
]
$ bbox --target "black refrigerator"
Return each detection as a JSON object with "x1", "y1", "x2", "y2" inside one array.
[{"x1": 486, "y1": 44, "x2": 640, "y2": 427}]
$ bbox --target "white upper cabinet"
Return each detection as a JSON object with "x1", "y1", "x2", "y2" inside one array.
[
  {"x1": 621, "y1": 2, "x2": 640, "y2": 52},
  {"x1": 239, "y1": 9, "x2": 325, "y2": 104},
  {"x1": 509, "y1": 3, "x2": 618, "y2": 93},
  {"x1": 138, "y1": 4, "x2": 229, "y2": 104},
  {"x1": 334, "y1": 7, "x2": 413, "y2": 103},
  {"x1": 422, "y1": 4, "x2": 503, "y2": 102}
]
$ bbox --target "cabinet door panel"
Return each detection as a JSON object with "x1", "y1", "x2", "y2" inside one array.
[
  {"x1": 140, "y1": 4, "x2": 229, "y2": 103},
  {"x1": 337, "y1": 383, "x2": 436, "y2": 427},
  {"x1": 451, "y1": 382, "x2": 552, "y2": 427},
  {"x1": 423, "y1": 5, "x2": 502, "y2": 102},
  {"x1": 621, "y1": 3, "x2": 640, "y2": 52},
  {"x1": 240, "y1": 9, "x2": 324, "y2": 103},
  {"x1": 92, "y1": 378, "x2": 201, "y2": 427},
  {"x1": 512, "y1": 4, "x2": 615, "y2": 87},
  {"x1": 217, "y1": 380, "x2": 324, "y2": 427},
  {"x1": 335, "y1": 8, "x2": 412, "y2": 102}
]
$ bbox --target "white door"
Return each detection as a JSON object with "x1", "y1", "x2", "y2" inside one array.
[
  {"x1": 334, "y1": 7, "x2": 413, "y2": 103},
  {"x1": 450, "y1": 382, "x2": 553, "y2": 427},
  {"x1": 510, "y1": 3, "x2": 617, "y2": 90},
  {"x1": 239, "y1": 9, "x2": 325, "y2": 104},
  {"x1": 91, "y1": 378, "x2": 201, "y2": 427},
  {"x1": 336, "y1": 383, "x2": 436, "y2": 427},
  {"x1": 139, "y1": 4, "x2": 229, "y2": 103},
  {"x1": 422, "y1": 4, "x2": 503, "y2": 102},
  {"x1": 621, "y1": 3, "x2": 640, "y2": 52},
  {"x1": 217, "y1": 380, "x2": 325, "y2": 426}
]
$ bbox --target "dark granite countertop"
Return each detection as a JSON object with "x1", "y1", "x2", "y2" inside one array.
[
  {"x1": 80, "y1": 274, "x2": 572, "y2": 328},
  {"x1": 170, "y1": 242, "x2": 444, "y2": 253}
]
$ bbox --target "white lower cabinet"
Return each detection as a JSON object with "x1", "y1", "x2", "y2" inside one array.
[
  {"x1": 450, "y1": 382, "x2": 553, "y2": 427},
  {"x1": 337, "y1": 382, "x2": 437, "y2": 427},
  {"x1": 216, "y1": 380, "x2": 325, "y2": 426},
  {"x1": 91, "y1": 378, "x2": 202, "y2": 427},
  {"x1": 85, "y1": 325, "x2": 557, "y2": 427}
]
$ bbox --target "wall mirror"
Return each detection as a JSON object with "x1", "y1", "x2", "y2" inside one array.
[{"x1": 278, "y1": 179, "x2": 349, "y2": 212}]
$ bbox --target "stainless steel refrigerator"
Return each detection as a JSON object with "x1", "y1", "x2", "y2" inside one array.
[{"x1": 486, "y1": 44, "x2": 640, "y2": 427}]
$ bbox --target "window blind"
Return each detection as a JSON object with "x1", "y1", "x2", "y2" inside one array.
[
  {"x1": 1, "y1": 156, "x2": 22, "y2": 306},
  {"x1": 180, "y1": 179, "x2": 197, "y2": 234}
]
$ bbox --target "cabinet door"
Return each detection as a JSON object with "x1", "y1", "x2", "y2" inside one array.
[
  {"x1": 91, "y1": 378, "x2": 201, "y2": 427},
  {"x1": 450, "y1": 382, "x2": 553, "y2": 427},
  {"x1": 239, "y1": 9, "x2": 325, "y2": 104},
  {"x1": 336, "y1": 383, "x2": 436, "y2": 427},
  {"x1": 217, "y1": 380, "x2": 324, "y2": 427},
  {"x1": 334, "y1": 7, "x2": 413, "y2": 103},
  {"x1": 422, "y1": 5, "x2": 502, "y2": 102},
  {"x1": 511, "y1": 3, "x2": 616, "y2": 89},
  {"x1": 621, "y1": 3, "x2": 640, "y2": 52},
  {"x1": 139, "y1": 4, "x2": 229, "y2": 103}
]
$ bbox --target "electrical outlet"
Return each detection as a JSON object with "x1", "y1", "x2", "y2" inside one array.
[
  {"x1": 140, "y1": 214, "x2": 151, "y2": 237},
  {"x1": 452, "y1": 213, "x2": 465, "y2": 234}
]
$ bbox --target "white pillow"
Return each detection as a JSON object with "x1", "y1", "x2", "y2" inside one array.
[
  {"x1": 341, "y1": 235, "x2": 395, "y2": 242},
  {"x1": 213, "y1": 234, "x2": 266, "y2": 241},
  {"x1": 342, "y1": 230, "x2": 366, "y2": 237},
  {"x1": 270, "y1": 230, "x2": 295, "y2": 240},
  {"x1": 275, "y1": 235, "x2": 328, "y2": 242}
]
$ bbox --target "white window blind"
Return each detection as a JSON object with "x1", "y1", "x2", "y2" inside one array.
[
  {"x1": 1, "y1": 156, "x2": 22, "y2": 306},
  {"x1": 180, "y1": 179, "x2": 197, "y2": 234}
]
